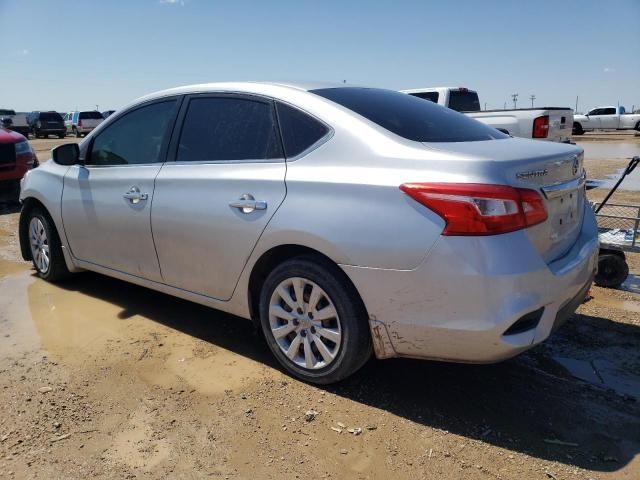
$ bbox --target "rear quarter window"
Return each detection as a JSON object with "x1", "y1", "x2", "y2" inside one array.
[
  {"x1": 276, "y1": 102, "x2": 329, "y2": 158},
  {"x1": 312, "y1": 87, "x2": 506, "y2": 143}
]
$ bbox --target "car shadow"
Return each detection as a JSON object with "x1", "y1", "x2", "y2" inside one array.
[
  {"x1": 621, "y1": 273, "x2": 640, "y2": 294},
  {"x1": 51, "y1": 271, "x2": 640, "y2": 473},
  {"x1": 0, "y1": 200, "x2": 20, "y2": 215}
]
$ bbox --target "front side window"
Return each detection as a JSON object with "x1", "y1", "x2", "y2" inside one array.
[
  {"x1": 276, "y1": 102, "x2": 329, "y2": 158},
  {"x1": 312, "y1": 87, "x2": 507, "y2": 143},
  {"x1": 177, "y1": 96, "x2": 282, "y2": 162},
  {"x1": 89, "y1": 100, "x2": 177, "y2": 166},
  {"x1": 588, "y1": 108, "x2": 602, "y2": 116}
]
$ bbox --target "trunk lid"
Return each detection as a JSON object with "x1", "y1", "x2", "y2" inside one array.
[{"x1": 421, "y1": 138, "x2": 585, "y2": 264}]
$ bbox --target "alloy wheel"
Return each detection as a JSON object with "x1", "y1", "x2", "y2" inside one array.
[
  {"x1": 268, "y1": 277, "x2": 342, "y2": 370},
  {"x1": 29, "y1": 217, "x2": 50, "y2": 274}
]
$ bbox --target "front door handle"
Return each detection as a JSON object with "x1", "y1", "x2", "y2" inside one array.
[
  {"x1": 123, "y1": 186, "x2": 148, "y2": 204},
  {"x1": 229, "y1": 194, "x2": 267, "y2": 214}
]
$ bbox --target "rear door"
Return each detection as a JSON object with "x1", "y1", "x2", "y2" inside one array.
[
  {"x1": 152, "y1": 93, "x2": 287, "y2": 300},
  {"x1": 61, "y1": 98, "x2": 180, "y2": 281},
  {"x1": 599, "y1": 107, "x2": 618, "y2": 129}
]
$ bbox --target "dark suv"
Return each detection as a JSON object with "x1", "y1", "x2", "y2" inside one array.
[{"x1": 28, "y1": 111, "x2": 66, "y2": 139}]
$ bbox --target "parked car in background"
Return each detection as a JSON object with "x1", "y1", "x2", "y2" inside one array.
[
  {"x1": 64, "y1": 111, "x2": 104, "y2": 137},
  {"x1": 402, "y1": 87, "x2": 574, "y2": 143},
  {"x1": 19, "y1": 82, "x2": 598, "y2": 384},
  {"x1": 102, "y1": 110, "x2": 116, "y2": 119},
  {"x1": 27, "y1": 111, "x2": 66, "y2": 138},
  {"x1": 0, "y1": 118, "x2": 38, "y2": 198},
  {"x1": 573, "y1": 106, "x2": 640, "y2": 135},
  {"x1": 0, "y1": 109, "x2": 30, "y2": 137}
]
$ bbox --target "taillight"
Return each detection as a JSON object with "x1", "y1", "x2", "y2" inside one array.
[
  {"x1": 78, "y1": 119, "x2": 82, "y2": 127},
  {"x1": 532, "y1": 115, "x2": 549, "y2": 138},
  {"x1": 399, "y1": 183, "x2": 548, "y2": 236}
]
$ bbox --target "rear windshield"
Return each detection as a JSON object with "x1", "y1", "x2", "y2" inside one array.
[
  {"x1": 79, "y1": 111, "x2": 103, "y2": 120},
  {"x1": 448, "y1": 90, "x2": 481, "y2": 112},
  {"x1": 311, "y1": 87, "x2": 506, "y2": 143},
  {"x1": 40, "y1": 112, "x2": 63, "y2": 121}
]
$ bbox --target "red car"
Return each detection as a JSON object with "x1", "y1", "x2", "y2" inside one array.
[{"x1": 0, "y1": 123, "x2": 38, "y2": 196}]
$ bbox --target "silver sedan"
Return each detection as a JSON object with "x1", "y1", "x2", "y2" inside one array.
[{"x1": 19, "y1": 82, "x2": 599, "y2": 384}]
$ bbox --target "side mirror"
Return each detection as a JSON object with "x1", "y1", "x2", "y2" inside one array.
[
  {"x1": 52, "y1": 143, "x2": 81, "y2": 166},
  {"x1": 1, "y1": 117, "x2": 13, "y2": 128}
]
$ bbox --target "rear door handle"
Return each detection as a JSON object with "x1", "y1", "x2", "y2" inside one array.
[
  {"x1": 123, "y1": 186, "x2": 148, "y2": 204},
  {"x1": 229, "y1": 194, "x2": 267, "y2": 213}
]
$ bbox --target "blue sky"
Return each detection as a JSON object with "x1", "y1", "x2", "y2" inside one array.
[{"x1": 1, "y1": 0, "x2": 638, "y2": 113}]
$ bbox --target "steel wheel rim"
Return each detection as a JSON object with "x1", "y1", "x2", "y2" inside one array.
[
  {"x1": 29, "y1": 217, "x2": 50, "y2": 274},
  {"x1": 269, "y1": 277, "x2": 342, "y2": 370}
]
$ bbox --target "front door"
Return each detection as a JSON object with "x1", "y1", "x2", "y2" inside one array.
[
  {"x1": 61, "y1": 98, "x2": 180, "y2": 281},
  {"x1": 599, "y1": 107, "x2": 618, "y2": 129},
  {"x1": 152, "y1": 94, "x2": 287, "y2": 300}
]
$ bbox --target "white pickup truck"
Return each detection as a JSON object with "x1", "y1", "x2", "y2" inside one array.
[
  {"x1": 401, "y1": 87, "x2": 573, "y2": 143},
  {"x1": 573, "y1": 106, "x2": 640, "y2": 135},
  {"x1": 0, "y1": 109, "x2": 30, "y2": 137}
]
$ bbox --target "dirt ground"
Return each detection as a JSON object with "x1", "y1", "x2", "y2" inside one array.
[{"x1": 0, "y1": 135, "x2": 639, "y2": 479}]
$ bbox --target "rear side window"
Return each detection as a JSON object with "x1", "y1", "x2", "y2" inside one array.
[
  {"x1": 601, "y1": 108, "x2": 616, "y2": 115},
  {"x1": 409, "y1": 92, "x2": 439, "y2": 103},
  {"x1": 40, "y1": 112, "x2": 63, "y2": 121},
  {"x1": 447, "y1": 90, "x2": 481, "y2": 112},
  {"x1": 276, "y1": 102, "x2": 329, "y2": 158},
  {"x1": 177, "y1": 96, "x2": 282, "y2": 162},
  {"x1": 89, "y1": 100, "x2": 177, "y2": 166},
  {"x1": 80, "y1": 111, "x2": 104, "y2": 120},
  {"x1": 312, "y1": 87, "x2": 507, "y2": 143}
]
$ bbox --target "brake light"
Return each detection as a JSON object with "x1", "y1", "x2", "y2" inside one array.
[
  {"x1": 532, "y1": 115, "x2": 549, "y2": 138},
  {"x1": 399, "y1": 183, "x2": 548, "y2": 235}
]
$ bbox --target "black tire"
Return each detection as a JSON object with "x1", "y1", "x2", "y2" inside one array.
[
  {"x1": 572, "y1": 122, "x2": 584, "y2": 135},
  {"x1": 73, "y1": 127, "x2": 80, "y2": 138},
  {"x1": 595, "y1": 253, "x2": 629, "y2": 288},
  {"x1": 25, "y1": 208, "x2": 71, "y2": 282},
  {"x1": 258, "y1": 256, "x2": 372, "y2": 384},
  {"x1": 635, "y1": 121, "x2": 640, "y2": 132},
  {"x1": 58, "y1": 134, "x2": 65, "y2": 139}
]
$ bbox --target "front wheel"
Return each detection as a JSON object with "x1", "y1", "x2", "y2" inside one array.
[
  {"x1": 26, "y1": 209, "x2": 71, "y2": 282},
  {"x1": 259, "y1": 257, "x2": 372, "y2": 384}
]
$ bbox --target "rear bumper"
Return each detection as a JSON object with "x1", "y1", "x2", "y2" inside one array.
[
  {"x1": 342, "y1": 203, "x2": 599, "y2": 363},
  {"x1": 37, "y1": 128, "x2": 66, "y2": 135}
]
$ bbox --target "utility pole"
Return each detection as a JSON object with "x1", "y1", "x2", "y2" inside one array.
[
  {"x1": 484, "y1": 102, "x2": 487, "y2": 111},
  {"x1": 503, "y1": 102, "x2": 507, "y2": 110},
  {"x1": 511, "y1": 93, "x2": 518, "y2": 109},
  {"x1": 575, "y1": 96, "x2": 579, "y2": 113},
  {"x1": 529, "y1": 94, "x2": 535, "y2": 108}
]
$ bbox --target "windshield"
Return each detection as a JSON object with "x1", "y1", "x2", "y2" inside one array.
[
  {"x1": 311, "y1": 87, "x2": 507, "y2": 143},
  {"x1": 448, "y1": 90, "x2": 481, "y2": 112}
]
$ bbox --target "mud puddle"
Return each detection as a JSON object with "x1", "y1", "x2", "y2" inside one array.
[
  {"x1": 0, "y1": 267, "x2": 272, "y2": 396},
  {"x1": 577, "y1": 142, "x2": 640, "y2": 160}
]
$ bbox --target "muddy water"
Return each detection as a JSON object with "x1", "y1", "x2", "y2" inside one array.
[
  {"x1": 0, "y1": 265, "x2": 272, "y2": 396},
  {"x1": 577, "y1": 142, "x2": 640, "y2": 160}
]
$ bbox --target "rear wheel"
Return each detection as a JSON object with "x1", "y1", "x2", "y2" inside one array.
[
  {"x1": 58, "y1": 133, "x2": 65, "y2": 139},
  {"x1": 595, "y1": 253, "x2": 628, "y2": 288},
  {"x1": 26, "y1": 208, "x2": 71, "y2": 282},
  {"x1": 635, "y1": 121, "x2": 640, "y2": 132},
  {"x1": 73, "y1": 127, "x2": 80, "y2": 138},
  {"x1": 259, "y1": 257, "x2": 371, "y2": 384}
]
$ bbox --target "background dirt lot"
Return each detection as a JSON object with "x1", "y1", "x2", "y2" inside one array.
[{"x1": 1, "y1": 133, "x2": 639, "y2": 479}]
